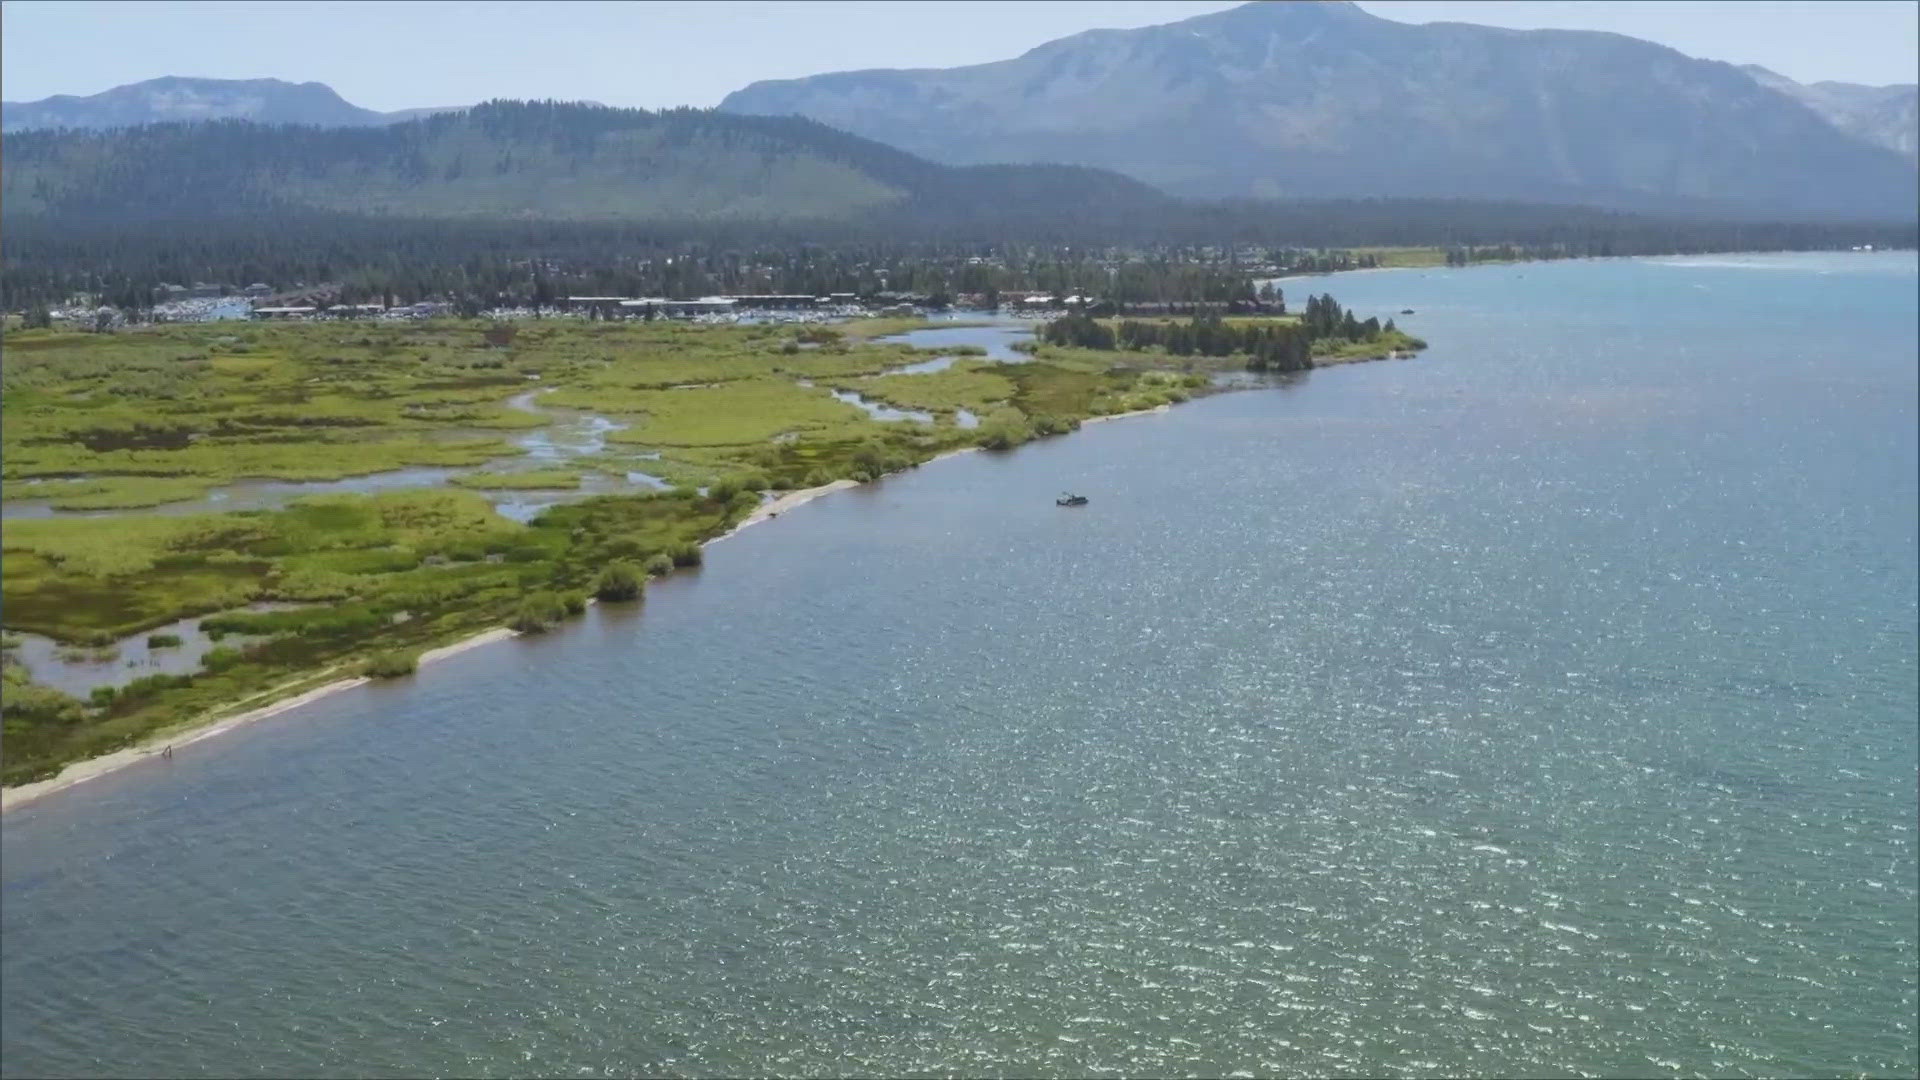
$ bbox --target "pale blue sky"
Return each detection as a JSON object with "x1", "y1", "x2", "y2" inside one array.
[{"x1": 3, "y1": 1, "x2": 1915, "y2": 111}]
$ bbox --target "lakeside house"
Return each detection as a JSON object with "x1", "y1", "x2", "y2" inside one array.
[{"x1": 727, "y1": 294, "x2": 819, "y2": 310}]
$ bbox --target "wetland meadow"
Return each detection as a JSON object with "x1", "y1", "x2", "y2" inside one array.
[{"x1": 2, "y1": 311, "x2": 1414, "y2": 787}]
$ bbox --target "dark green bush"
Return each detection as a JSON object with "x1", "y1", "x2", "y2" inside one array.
[
  {"x1": 146, "y1": 633, "x2": 184, "y2": 648},
  {"x1": 592, "y1": 562, "x2": 644, "y2": 602},
  {"x1": 362, "y1": 650, "x2": 419, "y2": 678},
  {"x1": 509, "y1": 591, "x2": 570, "y2": 633},
  {"x1": 669, "y1": 543, "x2": 704, "y2": 568},
  {"x1": 116, "y1": 672, "x2": 194, "y2": 704},
  {"x1": 643, "y1": 553, "x2": 675, "y2": 577}
]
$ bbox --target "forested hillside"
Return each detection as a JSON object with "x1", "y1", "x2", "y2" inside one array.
[
  {"x1": 1, "y1": 100, "x2": 1170, "y2": 226},
  {"x1": 4, "y1": 98, "x2": 1914, "y2": 311}
]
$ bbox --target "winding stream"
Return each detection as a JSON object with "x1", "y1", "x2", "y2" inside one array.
[
  {"x1": 2, "y1": 390, "x2": 665, "y2": 524},
  {"x1": 3, "y1": 321, "x2": 1038, "y2": 524}
]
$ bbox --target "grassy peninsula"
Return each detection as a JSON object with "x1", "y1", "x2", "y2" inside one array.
[{"x1": 1, "y1": 310, "x2": 1420, "y2": 786}]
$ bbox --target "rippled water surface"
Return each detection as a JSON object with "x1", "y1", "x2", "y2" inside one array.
[{"x1": 3, "y1": 253, "x2": 1915, "y2": 1078}]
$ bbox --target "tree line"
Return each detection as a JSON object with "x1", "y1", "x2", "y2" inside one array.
[
  {"x1": 1038, "y1": 295, "x2": 1396, "y2": 373},
  {"x1": 0, "y1": 213, "x2": 1271, "y2": 310}
]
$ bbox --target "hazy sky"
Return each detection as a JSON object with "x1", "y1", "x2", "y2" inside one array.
[{"x1": 3, "y1": 1, "x2": 1915, "y2": 111}]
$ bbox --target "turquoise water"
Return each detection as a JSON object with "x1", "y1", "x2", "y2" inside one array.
[{"x1": 3, "y1": 253, "x2": 1914, "y2": 1078}]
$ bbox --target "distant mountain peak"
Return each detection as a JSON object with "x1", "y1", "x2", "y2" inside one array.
[
  {"x1": 1212, "y1": 0, "x2": 1371, "y2": 24},
  {"x1": 0, "y1": 76, "x2": 462, "y2": 133},
  {"x1": 720, "y1": 1, "x2": 1917, "y2": 220}
]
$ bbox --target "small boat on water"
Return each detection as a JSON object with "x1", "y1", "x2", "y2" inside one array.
[{"x1": 1056, "y1": 492, "x2": 1088, "y2": 507}]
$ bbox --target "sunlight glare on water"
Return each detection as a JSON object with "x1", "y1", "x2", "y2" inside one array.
[{"x1": 2, "y1": 253, "x2": 1915, "y2": 1078}]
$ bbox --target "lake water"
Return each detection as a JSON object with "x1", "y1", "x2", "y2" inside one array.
[
  {"x1": 879, "y1": 317, "x2": 1037, "y2": 362},
  {"x1": 3, "y1": 253, "x2": 1914, "y2": 1078}
]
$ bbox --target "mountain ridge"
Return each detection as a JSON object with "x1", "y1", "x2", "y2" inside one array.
[
  {"x1": 720, "y1": 0, "x2": 1918, "y2": 221},
  {"x1": 1, "y1": 76, "x2": 465, "y2": 133},
  {"x1": 0, "y1": 99, "x2": 1173, "y2": 228}
]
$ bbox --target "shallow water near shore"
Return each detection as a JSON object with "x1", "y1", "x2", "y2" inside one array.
[
  {"x1": 878, "y1": 317, "x2": 1035, "y2": 361},
  {"x1": 2, "y1": 253, "x2": 1915, "y2": 1078}
]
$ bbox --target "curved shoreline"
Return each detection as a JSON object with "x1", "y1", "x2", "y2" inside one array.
[{"x1": 0, "y1": 404, "x2": 1182, "y2": 813}]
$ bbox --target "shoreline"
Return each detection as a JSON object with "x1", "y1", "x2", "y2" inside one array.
[
  {"x1": 1, "y1": 627, "x2": 519, "y2": 813},
  {"x1": 0, "y1": 395, "x2": 1187, "y2": 812}
]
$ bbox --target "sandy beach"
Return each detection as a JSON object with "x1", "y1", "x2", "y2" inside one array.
[
  {"x1": 3, "y1": 402, "x2": 1185, "y2": 812},
  {"x1": 1082, "y1": 404, "x2": 1173, "y2": 425},
  {"x1": 712, "y1": 478, "x2": 862, "y2": 543}
]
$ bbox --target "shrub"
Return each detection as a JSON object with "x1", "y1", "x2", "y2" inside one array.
[
  {"x1": 592, "y1": 562, "x2": 644, "y2": 602},
  {"x1": 362, "y1": 651, "x2": 419, "y2": 679},
  {"x1": 669, "y1": 542, "x2": 704, "y2": 567},
  {"x1": 509, "y1": 591, "x2": 570, "y2": 634},
  {"x1": 89, "y1": 686, "x2": 118, "y2": 708},
  {"x1": 706, "y1": 478, "x2": 740, "y2": 502},
  {"x1": 202, "y1": 646, "x2": 243, "y2": 673},
  {"x1": 2, "y1": 680, "x2": 86, "y2": 727},
  {"x1": 643, "y1": 553, "x2": 675, "y2": 577},
  {"x1": 116, "y1": 672, "x2": 194, "y2": 703},
  {"x1": 561, "y1": 591, "x2": 587, "y2": 616},
  {"x1": 147, "y1": 633, "x2": 184, "y2": 649}
]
